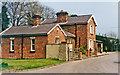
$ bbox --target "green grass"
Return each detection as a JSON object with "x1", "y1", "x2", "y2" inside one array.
[{"x1": 0, "y1": 58, "x2": 65, "y2": 71}]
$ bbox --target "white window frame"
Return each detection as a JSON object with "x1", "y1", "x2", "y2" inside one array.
[
  {"x1": 69, "y1": 39, "x2": 72, "y2": 43},
  {"x1": 55, "y1": 36, "x2": 59, "y2": 44},
  {"x1": 89, "y1": 39, "x2": 93, "y2": 49},
  {"x1": 10, "y1": 39, "x2": 14, "y2": 51},
  {"x1": 31, "y1": 39, "x2": 35, "y2": 51},
  {"x1": 90, "y1": 25, "x2": 94, "y2": 34}
]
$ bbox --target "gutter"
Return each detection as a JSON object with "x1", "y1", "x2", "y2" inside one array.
[
  {"x1": 1, "y1": 33, "x2": 47, "y2": 38},
  {"x1": 21, "y1": 35, "x2": 24, "y2": 59},
  {"x1": 75, "y1": 23, "x2": 77, "y2": 48}
]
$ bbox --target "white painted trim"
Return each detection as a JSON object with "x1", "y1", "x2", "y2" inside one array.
[
  {"x1": 55, "y1": 36, "x2": 59, "y2": 38},
  {"x1": 89, "y1": 39, "x2": 93, "y2": 49},
  {"x1": 41, "y1": 19, "x2": 46, "y2": 24},
  {"x1": 69, "y1": 39, "x2": 72, "y2": 43},
  {"x1": 10, "y1": 38, "x2": 15, "y2": 40},
  {"x1": 47, "y1": 24, "x2": 67, "y2": 37},
  {"x1": 58, "y1": 21, "x2": 68, "y2": 25},
  {"x1": 47, "y1": 24, "x2": 58, "y2": 35},
  {"x1": 31, "y1": 39, "x2": 35, "y2": 51},
  {"x1": 57, "y1": 24, "x2": 67, "y2": 37},
  {"x1": 10, "y1": 39, "x2": 14, "y2": 51},
  {"x1": 30, "y1": 37, "x2": 35, "y2": 39},
  {"x1": 66, "y1": 31, "x2": 75, "y2": 37},
  {"x1": 0, "y1": 26, "x2": 12, "y2": 35},
  {"x1": 87, "y1": 15, "x2": 98, "y2": 26},
  {"x1": 90, "y1": 25, "x2": 94, "y2": 34}
]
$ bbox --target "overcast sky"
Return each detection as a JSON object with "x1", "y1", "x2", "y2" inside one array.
[
  {"x1": 0, "y1": 1, "x2": 118, "y2": 37},
  {"x1": 41, "y1": 2, "x2": 118, "y2": 37}
]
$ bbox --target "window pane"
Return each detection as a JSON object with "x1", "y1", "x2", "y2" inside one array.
[
  {"x1": 32, "y1": 45, "x2": 35, "y2": 50},
  {"x1": 56, "y1": 38, "x2": 59, "y2": 44},
  {"x1": 12, "y1": 40, "x2": 14, "y2": 45},
  {"x1": 12, "y1": 45, "x2": 14, "y2": 50},
  {"x1": 32, "y1": 39, "x2": 35, "y2": 44},
  {"x1": 11, "y1": 40, "x2": 14, "y2": 51},
  {"x1": 69, "y1": 39, "x2": 72, "y2": 43}
]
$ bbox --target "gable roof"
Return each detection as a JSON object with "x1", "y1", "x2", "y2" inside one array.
[
  {"x1": 1, "y1": 23, "x2": 75, "y2": 38},
  {"x1": 64, "y1": 31, "x2": 75, "y2": 37},
  {"x1": 1, "y1": 23, "x2": 57, "y2": 36},
  {"x1": 42, "y1": 14, "x2": 89, "y2": 23},
  {"x1": 42, "y1": 14, "x2": 97, "y2": 26}
]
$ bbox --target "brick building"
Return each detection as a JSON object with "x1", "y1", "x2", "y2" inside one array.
[
  {"x1": 1, "y1": 10, "x2": 97, "y2": 59},
  {"x1": 43, "y1": 10, "x2": 98, "y2": 52}
]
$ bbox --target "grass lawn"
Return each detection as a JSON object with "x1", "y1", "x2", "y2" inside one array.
[{"x1": 0, "y1": 58, "x2": 65, "y2": 71}]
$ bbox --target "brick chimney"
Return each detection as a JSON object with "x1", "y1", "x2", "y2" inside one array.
[
  {"x1": 32, "y1": 14, "x2": 42, "y2": 26},
  {"x1": 56, "y1": 10, "x2": 68, "y2": 23}
]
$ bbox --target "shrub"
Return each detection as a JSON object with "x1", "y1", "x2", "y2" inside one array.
[
  {"x1": 1, "y1": 62, "x2": 8, "y2": 67},
  {"x1": 82, "y1": 50, "x2": 86, "y2": 55},
  {"x1": 92, "y1": 52, "x2": 95, "y2": 55}
]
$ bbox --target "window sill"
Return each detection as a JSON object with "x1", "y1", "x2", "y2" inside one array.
[
  {"x1": 9, "y1": 51, "x2": 14, "y2": 53},
  {"x1": 30, "y1": 51, "x2": 35, "y2": 53},
  {"x1": 90, "y1": 33, "x2": 93, "y2": 35}
]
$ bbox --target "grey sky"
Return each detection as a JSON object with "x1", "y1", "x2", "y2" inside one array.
[
  {"x1": 42, "y1": 2, "x2": 118, "y2": 37},
  {"x1": 0, "y1": 2, "x2": 118, "y2": 37}
]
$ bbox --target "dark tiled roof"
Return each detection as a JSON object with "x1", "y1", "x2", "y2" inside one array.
[
  {"x1": 1, "y1": 23, "x2": 57, "y2": 36},
  {"x1": 64, "y1": 31, "x2": 75, "y2": 37},
  {"x1": 42, "y1": 15, "x2": 92, "y2": 25}
]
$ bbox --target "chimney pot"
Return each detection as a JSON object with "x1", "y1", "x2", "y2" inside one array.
[
  {"x1": 56, "y1": 10, "x2": 68, "y2": 23},
  {"x1": 61, "y1": 10, "x2": 63, "y2": 12}
]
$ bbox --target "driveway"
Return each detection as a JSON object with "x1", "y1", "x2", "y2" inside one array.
[{"x1": 20, "y1": 52, "x2": 119, "y2": 73}]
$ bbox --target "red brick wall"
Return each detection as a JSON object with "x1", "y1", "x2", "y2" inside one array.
[
  {"x1": 76, "y1": 25, "x2": 87, "y2": 49},
  {"x1": 1, "y1": 25, "x2": 67, "y2": 59},
  {"x1": 33, "y1": 18, "x2": 41, "y2": 26},
  {"x1": 61, "y1": 25, "x2": 75, "y2": 35},
  {"x1": 1, "y1": 37, "x2": 22, "y2": 59},
  {"x1": 61, "y1": 18, "x2": 96, "y2": 51},
  {"x1": 87, "y1": 18, "x2": 96, "y2": 52},
  {"x1": 61, "y1": 25, "x2": 87, "y2": 49},
  {"x1": 57, "y1": 14, "x2": 68, "y2": 23},
  {"x1": 66, "y1": 37, "x2": 75, "y2": 48},
  {"x1": 48, "y1": 26, "x2": 66, "y2": 44},
  {"x1": 23, "y1": 36, "x2": 47, "y2": 59},
  {"x1": 1, "y1": 36, "x2": 48, "y2": 59}
]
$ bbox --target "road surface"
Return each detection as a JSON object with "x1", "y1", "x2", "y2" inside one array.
[{"x1": 21, "y1": 53, "x2": 119, "y2": 73}]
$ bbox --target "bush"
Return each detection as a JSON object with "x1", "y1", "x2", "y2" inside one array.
[
  {"x1": 92, "y1": 52, "x2": 95, "y2": 55},
  {"x1": 82, "y1": 50, "x2": 86, "y2": 55},
  {"x1": 1, "y1": 62, "x2": 8, "y2": 67}
]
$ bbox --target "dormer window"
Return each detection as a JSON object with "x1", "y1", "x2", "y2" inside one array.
[{"x1": 90, "y1": 25, "x2": 94, "y2": 34}]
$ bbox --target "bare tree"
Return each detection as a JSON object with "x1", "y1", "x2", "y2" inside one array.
[
  {"x1": 2, "y1": 2, "x2": 55, "y2": 26},
  {"x1": 42, "y1": 6, "x2": 55, "y2": 19},
  {"x1": 107, "y1": 31, "x2": 117, "y2": 38}
]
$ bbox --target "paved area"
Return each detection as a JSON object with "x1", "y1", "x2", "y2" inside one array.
[{"x1": 20, "y1": 52, "x2": 119, "y2": 73}]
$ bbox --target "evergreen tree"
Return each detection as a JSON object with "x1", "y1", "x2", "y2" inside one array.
[{"x1": 2, "y1": 5, "x2": 9, "y2": 31}]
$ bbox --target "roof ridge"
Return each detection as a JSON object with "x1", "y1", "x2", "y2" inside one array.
[{"x1": 44, "y1": 14, "x2": 93, "y2": 20}]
